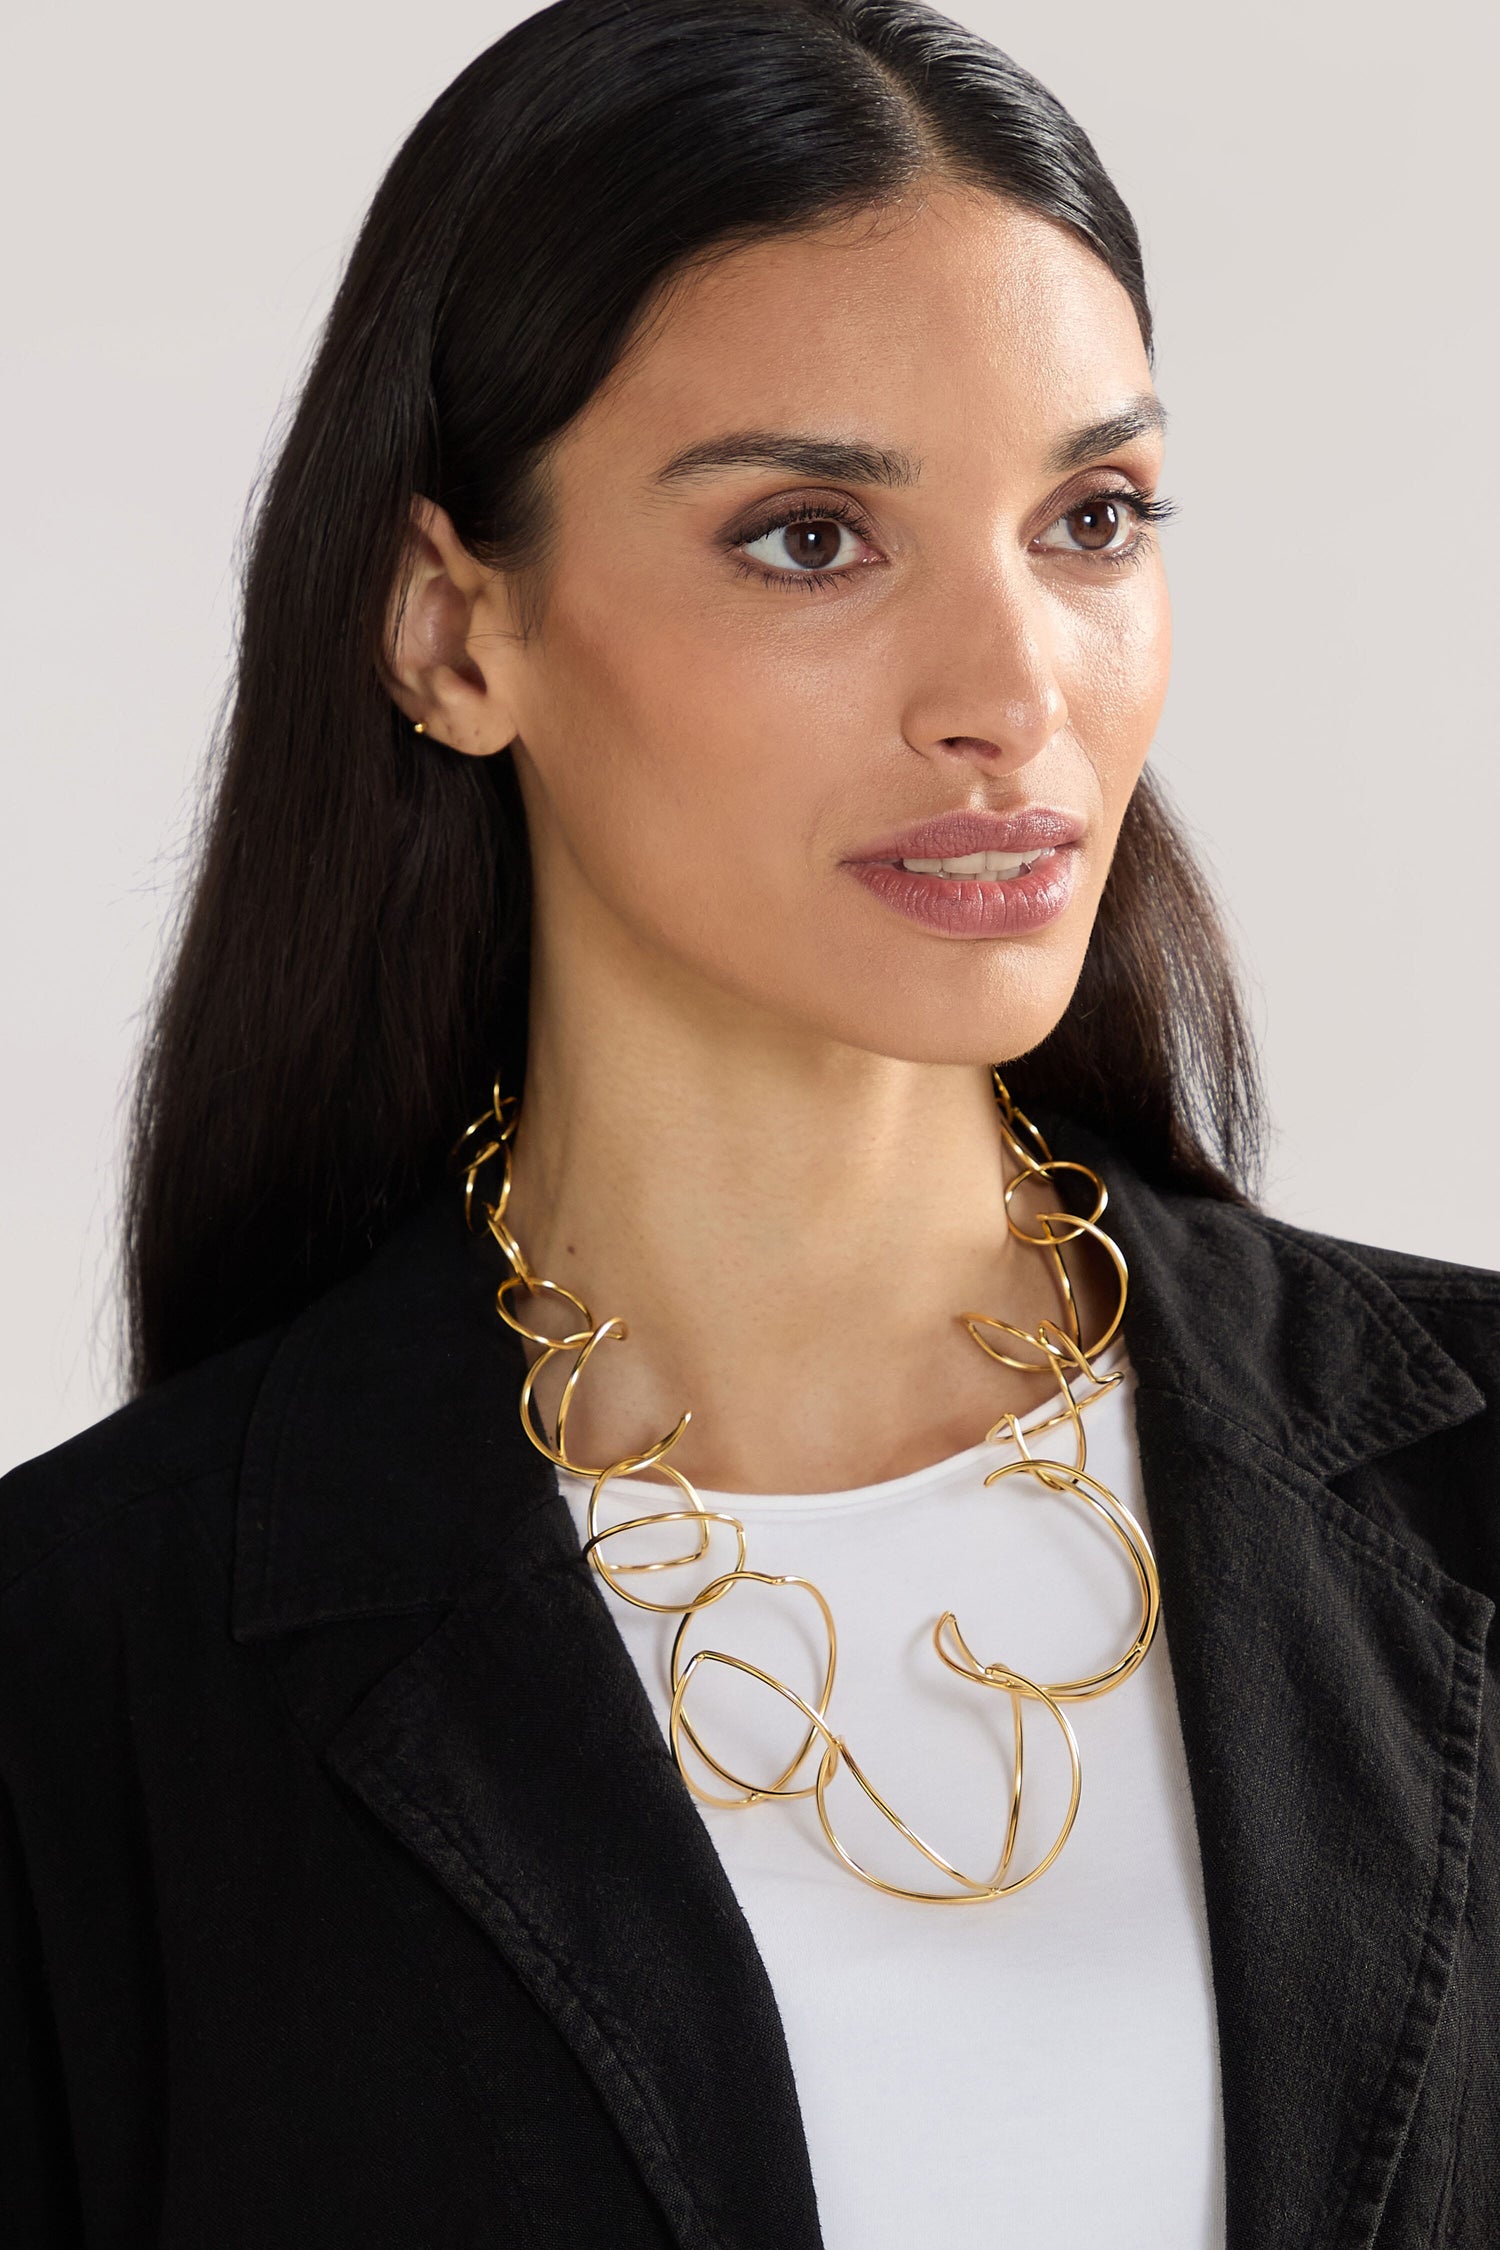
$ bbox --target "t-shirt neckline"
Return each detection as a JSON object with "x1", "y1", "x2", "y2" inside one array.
[{"x1": 553, "y1": 1338, "x2": 1130, "y2": 1520}]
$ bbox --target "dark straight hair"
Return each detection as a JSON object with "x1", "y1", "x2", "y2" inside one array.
[{"x1": 124, "y1": 0, "x2": 1263, "y2": 1393}]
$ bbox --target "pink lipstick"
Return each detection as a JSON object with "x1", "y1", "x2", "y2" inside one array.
[{"x1": 842, "y1": 807, "x2": 1082, "y2": 939}]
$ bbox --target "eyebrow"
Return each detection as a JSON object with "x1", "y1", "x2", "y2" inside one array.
[
  {"x1": 1045, "y1": 394, "x2": 1167, "y2": 472},
  {"x1": 649, "y1": 393, "x2": 1167, "y2": 492},
  {"x1": 651, "y1": 431, "x2": 921, "y2": 489}
]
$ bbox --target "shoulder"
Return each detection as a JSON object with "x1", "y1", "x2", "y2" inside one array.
[
  {"x1": 1225, "y1": 1208, "x2": 1500, "y2": 1598},
  {"x1": 1043, "y1": 1108, "x2": 1500, "y2": 1400},
  {"x1": 0, "y1": 1324, "x2": 285, "y2": 1602},
  {"x1": 1207, "y1": 1195, "x2": 1500, "y2": 1456},
  {"x1": 1243, "y1": 1200, "x2": 1500, "y2": 1307},
  {"x1": 1053, "y1": 1109, "x2": 1500, "y2": 1580},
  {"x1": 0, "y1": 1184, "x2": 512, "y2": 1635},
  {"x1": 1252, "y1": 1210, "x2": 1500, "y2": 1383}
]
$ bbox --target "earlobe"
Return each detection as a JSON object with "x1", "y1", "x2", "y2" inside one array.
[
  {"x1": 405, "y1": 714, "x2": 511, "y2": 757},
  {"x1": 382, "y1": 495, "x2": 523, "y2": 757}
]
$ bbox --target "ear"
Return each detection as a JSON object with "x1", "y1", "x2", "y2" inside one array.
[{"x1": 382, "y1": 497, "x2": 523, "y2": 757}]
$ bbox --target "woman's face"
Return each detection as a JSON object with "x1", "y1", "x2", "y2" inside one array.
[{"x1": 481, "y1": 182, "x2": 1170, "y2": 1065}]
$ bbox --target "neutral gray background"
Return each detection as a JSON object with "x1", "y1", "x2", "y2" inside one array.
[{"x1": 3, "y1": 0, "x2": 1495, "y2": 1470}]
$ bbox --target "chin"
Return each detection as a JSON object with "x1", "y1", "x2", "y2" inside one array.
[
  {"x1": 764, "y1": 964, "x2": 1084, "y2": 1071},
  {"x1": 811, "y1": 931, "x2": 1088, "y2": 1069},
  {"x1": 650, "y1": 892, "x2": 1089, "y2": 1067},
  {"x1": 834, "y1": 1012, "x2": 1070, "y2": 1070}
]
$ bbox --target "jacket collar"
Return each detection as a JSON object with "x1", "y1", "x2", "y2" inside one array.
[
  {"x1": 1040, "y1": 1112, "x2": 1484, "y2": 1479},
  {"x1": 231, "y1": 1124, "x2": 1492, "y2": 2250}
]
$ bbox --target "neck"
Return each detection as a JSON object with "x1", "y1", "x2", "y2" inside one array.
[{"x1": 503, "y1": 932, "x2": 1100, "y2": 1495}]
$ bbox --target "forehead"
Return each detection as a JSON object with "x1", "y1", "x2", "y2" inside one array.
[{"x1": 568, "y1": 184, "x2": 1154, "y2": 476}]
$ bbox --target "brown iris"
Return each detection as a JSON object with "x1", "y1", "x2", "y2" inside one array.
[
  {"x1": 1063, "y1": 498, "x2": 1123, "y2": 551},
  {"x1": 780, "y1": 519, "x2": 845, "y2": 568}
]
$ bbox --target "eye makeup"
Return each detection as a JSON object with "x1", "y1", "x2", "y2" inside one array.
[{"x1": 719, "y1": 480, "x2": 1175, "y2": 592}]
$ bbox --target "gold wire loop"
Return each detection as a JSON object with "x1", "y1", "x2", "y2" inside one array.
[
  {"x1": 813, "y1": 1684, "x2": 1082, "y2": 1905},
  {"x1": 991, "y1": 1067, "x2": 1054, "y2": 1171},
  {"x1": 586, "y1": 1457, "x2": 720, "y2": 1598},
  {"x1": 671, "y1": 1570, "x2": 839, "y2": 1804},
  {"x1": 978, "y1": 1461, "x2": 1160, "y2": 1699},
  {"x1": 1002, "y1": 1158, "x2": 1109, "y2": 1245},
  {"x1": 981, "y1": 1325, "x2": 1122, "y2": 1477},
  {"x1": 670, "y1": 1650, "x2": 841, "y2": 1812},
  {"x1": 472, "y1": 1069, "x2": 1157, "y2": 1903},
  {"x1": 495, "y1": 1273, "x2": 595, "y2": 1349},
  {"x1": 587, "y1": 1510, "x2": 746, "y2": 1611}
]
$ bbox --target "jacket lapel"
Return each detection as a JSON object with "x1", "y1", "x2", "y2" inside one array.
[
  {"x1": 231, "y1": 1137, "x2": 1493, "y2": 2250},
  {"x1": 1044, "y1": 1118, "x2": 1493, "y2": 2250},
  {"x1": 1132, "y1": 1385, "x2": 1487, "y2": 2250},
  {"x1": 231, "y1": 1191, "x2": 822, "y2": 2250}
]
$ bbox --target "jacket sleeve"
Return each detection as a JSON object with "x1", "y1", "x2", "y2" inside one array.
[{"x1": 0, "y1": 1777, "x2": 86, "y2": 2247}]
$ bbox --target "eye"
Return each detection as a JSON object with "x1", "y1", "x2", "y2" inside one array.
[
  {"x1": 1033, "y1": 488, "x2": 1172, "y2": 562},
  {"x1": 733, "y1": 502, "x2": 879, "y2": 587}
]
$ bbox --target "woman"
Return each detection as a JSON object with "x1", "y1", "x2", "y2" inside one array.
[{"x1": 2, "y1": 1, "x2": 1496, "y2": 2243}]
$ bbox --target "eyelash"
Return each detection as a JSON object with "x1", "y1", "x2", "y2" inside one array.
[{"x1": 726, "y1": 488, "x2": 1178, "y2": 594}]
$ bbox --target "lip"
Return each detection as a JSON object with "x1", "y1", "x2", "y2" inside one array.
[
  {"x1": 841, "y1": 805, "x2": 1083, "y2": 941},
  {"x1": 846, "y1": 805, "x2": 1084, "y2": 864}
]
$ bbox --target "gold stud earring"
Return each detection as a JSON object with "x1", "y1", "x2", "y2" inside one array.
[{"x1": 413, "y1": 720, "x2": 427, "y2": 735}]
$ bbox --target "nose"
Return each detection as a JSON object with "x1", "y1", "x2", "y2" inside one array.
[{"x1": 898, "y1": 564, "x2": 1069, "y2": 776}]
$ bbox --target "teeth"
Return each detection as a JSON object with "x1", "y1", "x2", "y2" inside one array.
[{"x1": 900, "y1": 848, "x2": 1054, "y2": 879}]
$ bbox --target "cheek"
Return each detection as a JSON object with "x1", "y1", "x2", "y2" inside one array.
[
  {"x1": 526, "y1": 570, "x2": 877, "y2": 894},
  {"x1": 1058, "y1": 568, "x2": 1171, "y2": 803}
]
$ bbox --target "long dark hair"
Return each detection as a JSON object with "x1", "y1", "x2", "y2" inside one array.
[{"x1": 125, "y1": 0, "x2": 1263, "y2": 1392}]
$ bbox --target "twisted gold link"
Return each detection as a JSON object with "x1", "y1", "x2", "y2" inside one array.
[
  {"x1": 457, "y1": 1071, "x2": 1160, "y2": 1903},
  {"x1": 671, "y1": 1570, "x2": 839, "y2": 1804}
]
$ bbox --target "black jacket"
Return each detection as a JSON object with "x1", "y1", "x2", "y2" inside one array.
[{"x1": 2, "y1": 1117, "x2": 1498, "y2": 2250}]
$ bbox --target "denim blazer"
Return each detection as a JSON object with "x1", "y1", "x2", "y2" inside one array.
[{"x1": 2, "y1": 1116, "x2": 1497, "y2": 2250}]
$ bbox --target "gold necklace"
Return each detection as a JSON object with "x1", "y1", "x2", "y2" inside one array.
[{"x1": 453, "y1": 1070, "x2": 1160, "y2": 1904}]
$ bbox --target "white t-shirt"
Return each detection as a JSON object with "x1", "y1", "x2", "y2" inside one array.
[{"x1": 558, "y1": 1344, "x2": 1226, "y2": 2249}]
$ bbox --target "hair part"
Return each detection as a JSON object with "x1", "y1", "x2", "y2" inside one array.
[{"x1": 125, "y1": 0, "x2": 1260, "y2": 1392}]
